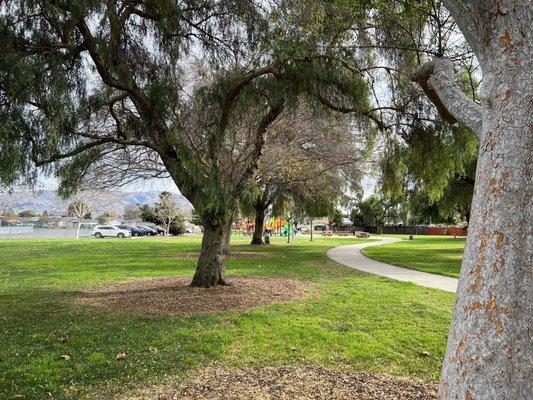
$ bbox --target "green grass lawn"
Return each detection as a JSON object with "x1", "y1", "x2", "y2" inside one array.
[
  {"x1": 363, "y1": 236, "x2": 466, "y2": 278},
  {"x1": 0, "y1": 235, "x2": 454, "y2": 399}
]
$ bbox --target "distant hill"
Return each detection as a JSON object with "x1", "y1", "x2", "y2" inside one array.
[{"x1": 0, "y1": 190, "x2": 193, "y2": 214}]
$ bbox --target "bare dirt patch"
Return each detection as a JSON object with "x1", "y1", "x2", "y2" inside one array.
[
  {"x1": 75, "y1": 277, "x2": 313, "y2": 317},
  {"x1": 133, "y1": 366, "x2": 437, "y2": 400}
]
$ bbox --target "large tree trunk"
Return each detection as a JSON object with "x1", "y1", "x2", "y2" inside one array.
[
  {"x1": 439, "y1": 66, "x2": 531, "y2": 400},
  {"x1": 222, "y1": 218, "x2": 232, "y2": 255},
  {"x1": 250, "y1": 207, "x2": 265, "y2": 245},
  {"x1": 413, "y1": 3, "x2": 531, "y2": 398},
  {"x1": 190, "y1": 221, "x2": 228, "y2": 288}
]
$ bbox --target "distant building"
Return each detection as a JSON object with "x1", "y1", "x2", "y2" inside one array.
[
  {"x1": 47, "y1": 217, "x2": 98, "y2": 229},
  {"x1": 0, "y1": 215, "x2": 20, "y2": 226},
  {"x1": 18, "y1": 216, "x2": 42, "y2": 227}
]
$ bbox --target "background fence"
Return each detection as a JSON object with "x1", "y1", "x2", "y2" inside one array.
[
  {"x1": 0, "y1": 225, "x2": 34, "y2": 235},
  {"x1": 353, "y1": 225, "x2": 467, "y2": 236}
]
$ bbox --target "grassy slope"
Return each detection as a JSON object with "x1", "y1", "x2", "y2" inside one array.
[
  {"x1": 0, "y1": 236, "x2": 454, "y2": 399},
  {"x1": 362, "y1": 236, "x2": 465, "y2": 278}
]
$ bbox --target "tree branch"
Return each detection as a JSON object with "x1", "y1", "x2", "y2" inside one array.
[
  {"x1": 29, "y1": 138, "x2": 109, "y2": 166},
  {"x1": 75, "y1": 20, "x2": 152, "y2": 112},
  {"x1": 316, "y1": 94, "x2": 387, "y2": 132},
  {"x1": 411, "y1": 58, "x2": 482, "y2": 137},
  {"x1": 29, "y1": 134, "x2": 152, "y2": 167},
  {"x1": 217, "y1": 66, "x2": 280, "y2": 134},
  {"x1": 233, "y1": 100, "x2": 285, "y2": 198},
  {"x1": 210, "y1": 66, "x2": 281, "y2": 159}
]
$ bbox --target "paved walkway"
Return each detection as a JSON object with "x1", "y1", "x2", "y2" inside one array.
[{"x1": 326, "y1": 237, "x2": 458, "y2": 293}]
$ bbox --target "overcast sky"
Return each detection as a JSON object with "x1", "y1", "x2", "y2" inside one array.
[
  {"x1": 37, "y1": 170, "x2": 376, "y2": 199},
  {"x1": 37, "y1": 173, "x2": 180, "y2": 193}
]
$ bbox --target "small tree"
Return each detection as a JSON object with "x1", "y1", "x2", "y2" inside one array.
[
  {"x1": 67, "y1": 189, "x2": 119, "y2": 238},
  {"x1": 328, "y1": 209, "x2": 344, "y2": 232},
  {"x1": 139, "y1": 200, "x2": 185, "y2": 235},
  {"x1": 67, "y1": 199, "x2": 91, "y2": 239},
  {"x1": 356, "y1": 196, "x2": 387, "y2": 231},
  {"x1": 138, "y1": 204, "x2": 158, "y2": 225},
  {"x1": 349, "y1": 208, "x2": 365, "y2": 229},
  {"x1": 154, "y1": 192, "x2": 182, "y2": 236},
  {"x1": 123, "y1": 206, "x2": 140, "y2": 222},
  {"x1": 293, "y1": 187, "x2": 337, "y2": 242},
  {"x1": 39, "y1": 211, "x2": 52, "y2": 226},
  {"x1": 97, "y1": 210, "x2": 119, "y2": 225},
  {"x1": 18, "y1": 209, "x2": 36, "y2": 217}
]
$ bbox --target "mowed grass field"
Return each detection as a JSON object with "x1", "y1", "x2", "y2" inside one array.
[
  {"x1": 362, "y1": 236, "x2": 466, "y2": 278},
  {"x1": 1, "y1": 235, "x2": 454, "y2": 399}
]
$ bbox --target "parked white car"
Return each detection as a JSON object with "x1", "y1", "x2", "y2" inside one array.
[{"x1": 90, "y1": 225, "x2": 131, "y2": 238}]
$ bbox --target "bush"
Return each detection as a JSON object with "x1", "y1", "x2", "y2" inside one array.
[{"x1": 169, "y1": 221, "x2": 185, "y2": 235}]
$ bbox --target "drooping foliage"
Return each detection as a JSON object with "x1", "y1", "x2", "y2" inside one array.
[
  {"x1": 379, "y1": 122, "x2": 477, "y2": 221},
  {"x1": 0, "y1": 0, "x2": 372, "y2": 207},
  {"x1": 356, "y1": 0, "x2": 479, "y2": 222}
]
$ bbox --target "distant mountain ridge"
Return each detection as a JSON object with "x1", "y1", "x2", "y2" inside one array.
[{"x1": 0, "y1": 190, "x2": 193, "y2": 214}]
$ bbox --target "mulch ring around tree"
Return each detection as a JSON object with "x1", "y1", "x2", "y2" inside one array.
[
  {"x1": 172, "y1": 251, "x2": 269, "y2": 259},
  {"x1": 75, "y1": 277, "x2": 314, "y2": 317},
  {"x1": 132, "y1": 366, "x2": 438, "y2": 400}
]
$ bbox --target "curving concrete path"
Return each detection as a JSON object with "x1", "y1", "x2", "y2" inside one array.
[{"x1": 326, "y1": 237, "x2": 458, "y2": 293}]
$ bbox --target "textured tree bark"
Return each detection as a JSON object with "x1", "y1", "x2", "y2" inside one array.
[
  {"x1": 222, "y1": 218, "x2": 233, "y2": 255},
  {"x1": 250, "y1": 207, "x2": 266, "y2": 245},
  {"x1": 411, "y1": 58, "x2": 482, "y2": 134},
  {"x1": 413, "y1": 2, "x2": 532, "y2": 398},
  {"x1": 439, "y1": 67, "x2": 532, "y2": 400},
  {"x1": 190, "y1": 221, "x2": 229, "y2": 288}
]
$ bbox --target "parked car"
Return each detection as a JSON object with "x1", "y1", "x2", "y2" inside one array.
[
  {"x1": 137, "y1": 225, "x2": 158, "y2": 236},
  {"x1": 117, "y1": 224, "x2": 145, "y2": 237},
  {"x1": 91, "y1": 225, "x2": 131, "y2": 238},
  {"x1": 152, "y1": 226, "x2": 166, "y2": 235}
]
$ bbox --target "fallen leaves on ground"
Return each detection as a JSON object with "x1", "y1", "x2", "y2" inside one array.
[
  {"x1": 169, "y1": 252, "x2": 269, "y2": 259},
  {"x1": 132, "y1": 366, "x2": 437, "y2": 400}
]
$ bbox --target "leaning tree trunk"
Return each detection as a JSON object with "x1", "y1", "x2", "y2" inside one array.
[
  {"x1": 412, "y1": 3, "x2": 531, "y2": 398},
  {"x1": 190, "y1": 220, "x2": 229, "y2": 288},
  {"x1": 250, "y1": 207, "x2": 266, "y2": 245}
]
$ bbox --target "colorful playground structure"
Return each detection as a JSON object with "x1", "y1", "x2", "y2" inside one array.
[{"x1": 232, "y1": 217, "x2": 293, "y2": 236}]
